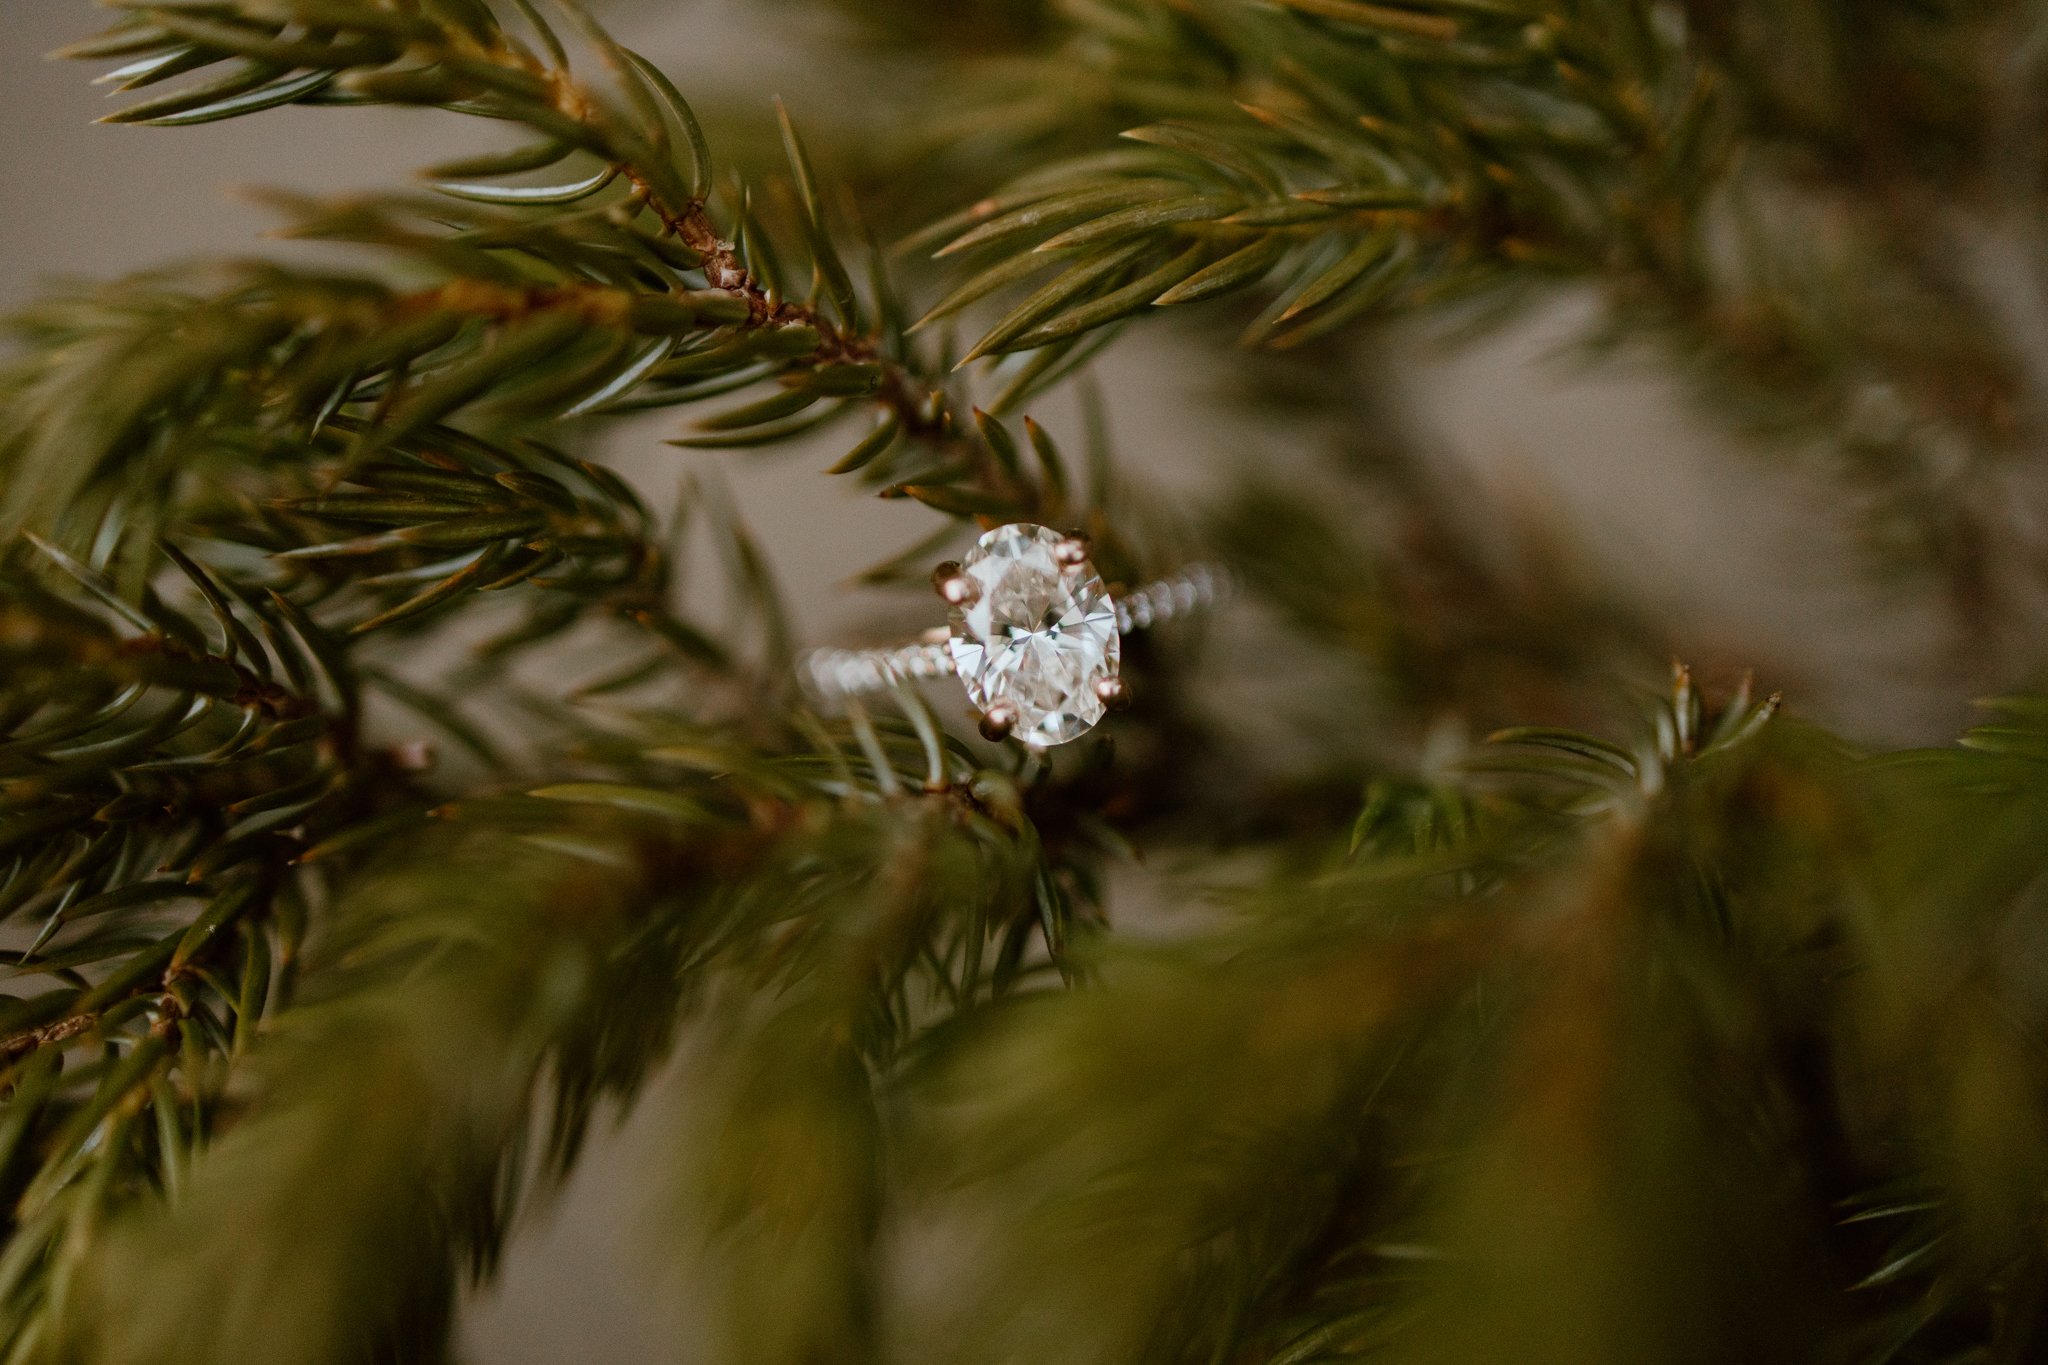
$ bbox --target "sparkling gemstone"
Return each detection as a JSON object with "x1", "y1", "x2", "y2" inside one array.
[{"x1": 946, "y1": 523, "x2": 1121, "y2": 747}]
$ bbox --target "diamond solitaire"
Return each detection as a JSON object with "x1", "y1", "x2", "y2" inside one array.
[
  {"x1": 943, "y1": 524, "x2": 1121, "y2": 748},
  {"x1": 799, "y1": 525, "x2": 1226, "y2": 748}
]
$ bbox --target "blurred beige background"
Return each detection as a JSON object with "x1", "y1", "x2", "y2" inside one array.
[{"x1": 0, "y1": 1, "x2": 1978, "y2": 1359}]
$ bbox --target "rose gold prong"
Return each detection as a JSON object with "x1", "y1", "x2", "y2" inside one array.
[
  {"x1": 978, "y1": 701, "x2": 1019, "y2": 742},
  {"x1": 1094, "y1": 675, "x2": 1131, "y2": 711},
  {"x1": 932, "y1": 560, "x2": 977, "y2": 606},
  {"x1": 1053, "y1": 533, "x2": 1092, "y2": 570}
]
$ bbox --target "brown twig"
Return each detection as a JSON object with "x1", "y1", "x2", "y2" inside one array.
[
  {"x1": 0, "y1": 1014, "x2": 97, "y2": 1062},
  {"x1": 537, "y1": 64, "x2": 956, "y2": 447}
]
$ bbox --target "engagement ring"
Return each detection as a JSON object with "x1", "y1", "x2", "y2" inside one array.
[{"x1": 801, "y1": 523, "x2": 1228, "y2": 748}]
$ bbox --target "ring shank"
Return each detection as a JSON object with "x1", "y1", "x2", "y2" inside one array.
[
  {"x1": 800, "y1": 562, "x2": 1229, "y2": 703},
  {"x1": 1112, "y1": 562, "x2": 1228, "y2": 633}
]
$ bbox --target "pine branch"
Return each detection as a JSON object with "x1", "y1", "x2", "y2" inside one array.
[
  {"x1": 54, "y1": 0, "x2": 1032, "y2": 512},
  {"x1": 22, "y1": 702, "x2": 1079, "y2": 1362},
  {"x1": 885, "y1": 680, "x2": 2048, "y2": 1365},
  {"x1": 903, "y1": 0, "x2": 2045, "y2": 612}
]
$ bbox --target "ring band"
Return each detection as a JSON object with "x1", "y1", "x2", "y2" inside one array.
[{"x1": 800, "y1": 523, "x2": 1229, "y2": 748}]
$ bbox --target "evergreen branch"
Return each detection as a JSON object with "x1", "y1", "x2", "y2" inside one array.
[
  {"x1": 53, "y1": 1, "x2": 1204, "y2": 552},
  {"x1": 43, "y1": 819, "x2": 690, "y2": 1365},
  {"x1": 0, "y1": 563, "x2": 402, "y2": 1105},
  {"x1": 888, "y1": 681, "x2": 2048, "y2": 1365},
  {"x1": 25, "y1": 709, "x2": 1077, "y2": 1361},
  {"x1": 0, "y1": 263, "x2": 735, "y2": 662},
  {"x1": 0, "y1": 566, "x2": 406, "y2": 1359},
  {"x1": 910, "y1": 0, "x2": 2043, "y2": 609},
  {"x1": 59, "y1": 1, "x2": 981, "y2": 491},
  {"x1": 913, "y1": 0, "x2": 1690, "y2": 355}
]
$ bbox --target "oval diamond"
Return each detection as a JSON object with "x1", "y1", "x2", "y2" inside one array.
[{"x1": 947, "y1": 524, "x2": 1121, "y2": 747}]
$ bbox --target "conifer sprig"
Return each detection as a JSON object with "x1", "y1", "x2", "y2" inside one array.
[
  {"x1": 908, "y1": 0, "x2": 2042, "y2": 607},
  {"x1": 52, "y1": 0, "x2": 1094, "y2": 519}
]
